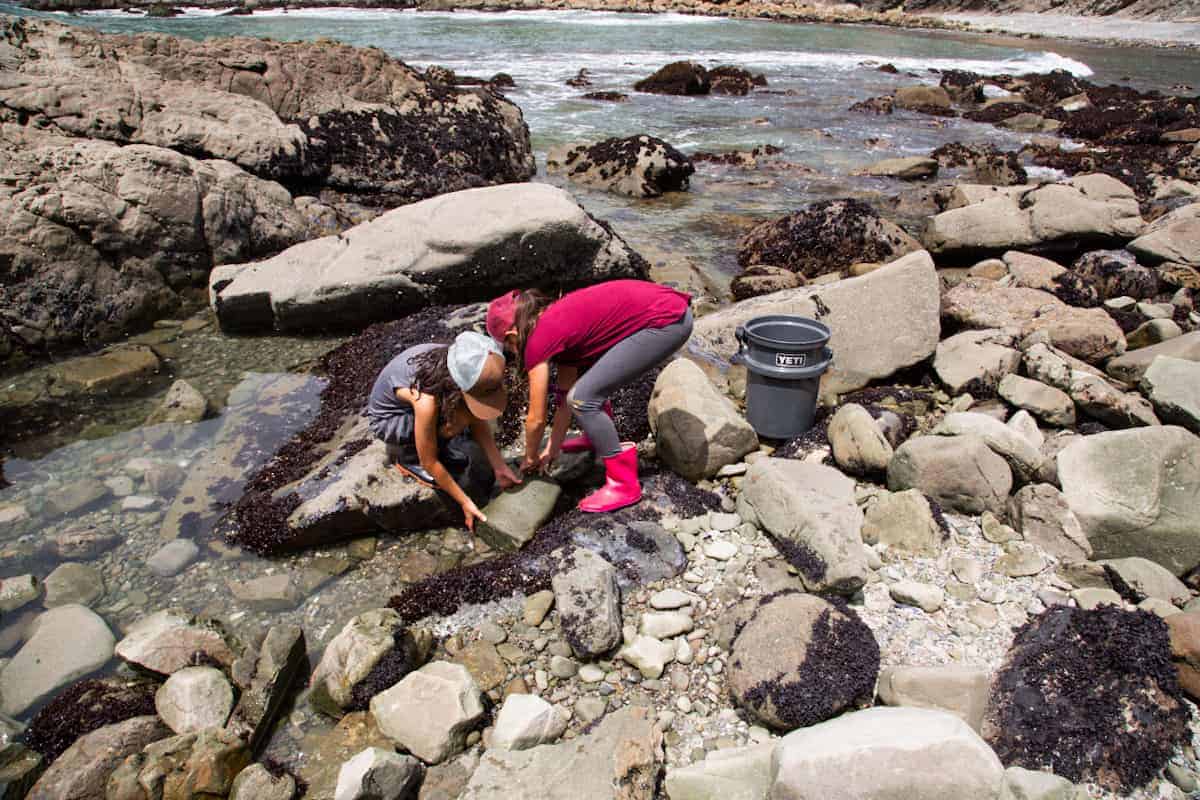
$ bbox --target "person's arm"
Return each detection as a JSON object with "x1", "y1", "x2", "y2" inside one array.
[
  {"x1": 411, "y1": 392, "x2": 485, "y2": 530},
  {"x1": 469, "y1": 418, "x2": 522, "y2": 489},
  {"x1": 541, "y1": 364, "x2": 578, "y2": 466},
  {"x1": 522, "y1": 361, "x2": 551, "y2": 473}
]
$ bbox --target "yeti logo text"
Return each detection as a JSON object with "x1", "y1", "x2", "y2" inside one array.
[{"x1": 775, "y1": 353, "x2": 807, "y2": 368}]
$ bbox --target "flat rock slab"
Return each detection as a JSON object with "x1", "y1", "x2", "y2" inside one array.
[
  {"x1": 211, "y1": 183, "x2": 644, "y2": 333},
  {"x1": 0, "y1": 604, "x2": 115, "y2": 716},
  {"x1": 1142, "y1": 356, "x2": 1200, "y2": 434},
  {"x1": 48, "y1": 347, "x2": 160, "y2": 396},
  {"x1": 1106, "y1": 331, "x2": 1200, "y2": 384},
  {"x1": 693, "y1": 251, "x2": 940, "y2": 394},
  {"x1": 477, "y1": 479, "x2": 562, "y2": 552}
]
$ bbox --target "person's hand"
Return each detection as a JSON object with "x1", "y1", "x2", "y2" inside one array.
[
  {"x1": 461, "y1": 499, "x2": 486, "y2": 532},
  {"x1": 539, "y1": 442, "x2": 560, "y2": 472},
  {"x1": 495, "y1": 463, "x2": 523, "y2": 490},
  {"x1": 520, "y1": 453, "x2": 542, "y2": 475}
]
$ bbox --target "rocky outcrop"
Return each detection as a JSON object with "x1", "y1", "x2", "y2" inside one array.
[
  {"x1": 923, "y1": 175, "x2": 1145, "y2": 259},
  {"x1": 633, "y1": 61, "x2": 765, "y2": 96},
  {"x1": 210, "y1": 183, "x2": 646, "y2": 333},
  {"x1": 693, "y1": 251, "x2": 940, "y2": 394},
  {"x1": 0, "y1": 16, "x2": 535, "y2": 364},
  {"x1": 737, "y1": 199, "x2": 923, "y2": 279},
  {"x1": 547, "y1": 136, "x2": 694, "y2": 198}
]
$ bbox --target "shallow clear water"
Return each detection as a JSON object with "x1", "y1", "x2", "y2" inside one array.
[{"x1": 2, "y1": 1, "x2": 1199, "y2": 749}]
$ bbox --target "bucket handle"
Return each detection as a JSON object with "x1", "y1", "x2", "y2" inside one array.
[{"x1": 731, "y1": 325, "x2": 748, "y2": 366}]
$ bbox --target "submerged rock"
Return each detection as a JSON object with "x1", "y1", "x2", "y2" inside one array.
[
  {"x1": 211, "y1": 183, "x2": 645, "y2": 334},
  {"x1": 547, "y1": 136, "x2": 694, "y2": 198},
  {"x1": 114, "y1": 608, "x2": 240, "y2": 676},
  {"x1": 0, "y1": 605, "x2": 115, "y2": 717},
  {"x1": 21, "y1": 677, "x2": 159, "y2": 765}
]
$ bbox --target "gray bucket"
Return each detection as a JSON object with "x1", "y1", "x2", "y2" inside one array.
[{"x1": 732, "y1": 315, "x2": 833, "y2": 440}]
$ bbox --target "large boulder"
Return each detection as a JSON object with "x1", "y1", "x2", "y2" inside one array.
[
  {"x1": 737, "y1": 199, "x2": 923, "y2": 279},
  {"x1": 888, "y1": 434, "x2": 1013, "y2": 516},
  {"x1": 551, "y1": 548, "x2": 622, "y2": 659},
  {"x1": 693, "y1": 251, "x2": 940, "y2": 394},
  {"x1": 648, "y1": 359, "x2": 758, "y2": 481},
  {"x1": 728, "y1": 592, "x2": 879, "y2": 731},
  {"x1": 942, "y1": 279, "x2": 1125, "y2": 364},
  {"x1": 210, "y1": 183, "x2": 645, "y2": 333},
  {"x1": 369, "y1": 661, "x2": 483, "y2": 765},
  {"x1": 1128, "y1": 202, "x2": 1200, "y2": 266},
  {"x1": 0, "y1": 15, "x2": 535, "y2": 362},
  {"x1": 461, "y1": 706, "x2": 662, "y2": 799},
  {"x1": 923, "y1": 175, "x2": 1144, "y2": 258},
  {"x1": 114, "y1": 608, "x2": 240, "y2": 676},
  {"x1": 737, "y1": 460, "x2": 869, "y2": 596},
  {"x1": 0, "y1": 605, "x2": 115, "y2": 717},
  {"x1": 932, "y1": 412, "x2": 1048, "y2": 483},
  {"x1": 547, "y1": 136, "x2": 694, "y2": 198},
  {"x1": 771, "y1": 707, "x2": 1004, "y2": 800},
  {"x1": 1057, "y1": 427, "x2": 1200, "y2": 573}
]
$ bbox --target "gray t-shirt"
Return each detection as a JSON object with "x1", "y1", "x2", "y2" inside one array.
[{"x1": 366, "y1": 342, "x2": 444, "y2": 445}]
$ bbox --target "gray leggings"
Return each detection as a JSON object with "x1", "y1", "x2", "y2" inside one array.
[{"x1": 567, "y1": 308, "x2": 693, "y2": 459}]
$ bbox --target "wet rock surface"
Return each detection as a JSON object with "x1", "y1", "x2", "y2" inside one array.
[{"x1": 547, "y1": 135, "x2": 695, "y2": 198}]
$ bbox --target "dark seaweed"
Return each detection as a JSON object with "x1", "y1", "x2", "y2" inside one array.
[
  {"x1": 22, "y1": 678, "x2": 158, "y2": 764},
  {"x1": 984, "y1": 605, "x2": 1190, "y2": 791}
]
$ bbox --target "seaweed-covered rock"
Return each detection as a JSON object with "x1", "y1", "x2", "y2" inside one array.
[
  {"x1": 634, "y1": 61, "x2": 709, "y2": 95},
  {"x1": 461, "y1": 705, "x2": 661, "y2": 799},
  {"x1": 931, "y1": 142, "x2": 1026, "y2": 186},
  {"x1": 1058, "y1": 426, "x2": 1200, "y2": 573},
  {"x1": 924, "y1": 175, "x2": 1145, "y2": 259},
  {"x1": 308, "y1": 609, "x2": 430, "y2": 717},
  {"x1": 708, "y1": 65, "x2": 767, "y2": 96},
  {"x1": 737, "y1": 460, "x2": 869, "y2": 596},
  {"x1": 1071, "y1": 250, "x2": 1159, "y2": 300},
  {"x1": 648, "y1": 359, "x2": 758, "y2": 481},
  {"x1": 211, "y1": 183, "x2": 645, "y2": 333},
  {"x1": 737, "y1": 199, "x2": 923, "y2": 279},
  {"x1": 547, "y1": 135, "x2": 694, "y2": 198},
  {"x1": 772, "y1": 707, "x2": 1004, "y2": 799},
  {"x1": 23, "y1": 677, "x2": 158, "y2": 765},
  {"x1": 25, "y1": 716, "x2": 168, "y2": 800},
  {"x1": 728, "y1": 592, "x2": 878, "y2": 731},
  {"x1": 982, "y1": 605, "x2": 1189, "y2": 791},
  {"x1": 694, "y1": 251, "x2": 940, "y2": 395},
  {"x1": 551, "y1": 548, "x2": 622, "y2": 659},
  {"x1": 889, "y1": 434, "x2": 1013, "y2": 516}
]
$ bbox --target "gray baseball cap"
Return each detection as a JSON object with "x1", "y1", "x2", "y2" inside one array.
[{"x1": 447, "y1": 331, "x2": 507, "y2": 420}]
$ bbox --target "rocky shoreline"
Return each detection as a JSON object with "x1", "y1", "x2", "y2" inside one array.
[{"x1": 3, "y1": 11, "x2": 1200, "y2": 800}]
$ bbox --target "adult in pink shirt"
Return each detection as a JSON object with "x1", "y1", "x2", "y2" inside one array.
[{"x1": 487, "y1": 279, "x2": 693, "y2": 513}]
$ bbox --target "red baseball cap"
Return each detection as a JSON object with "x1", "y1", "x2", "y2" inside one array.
[{"x1": 486, "y1": 290, "x2": 520, "y2": 343}]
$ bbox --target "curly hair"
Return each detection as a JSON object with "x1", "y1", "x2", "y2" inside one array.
[{"x1": 407, "y1": 345, "x2": 463, "y2": 428}]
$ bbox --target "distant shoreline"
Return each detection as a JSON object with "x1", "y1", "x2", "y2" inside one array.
[{"x1": 23, "y1": 0, "x2": 1200, "y2": 51}]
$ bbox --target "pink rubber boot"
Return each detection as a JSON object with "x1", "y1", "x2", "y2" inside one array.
[
  {"x1": 578, "y1": 443, "x2": 642, "y2": 513},
  {"x1": 561, "y1": 401, "x2": 613, "y2": 454}
]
